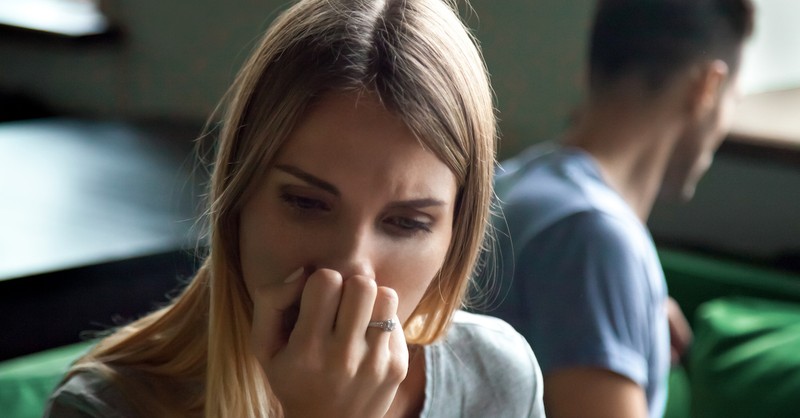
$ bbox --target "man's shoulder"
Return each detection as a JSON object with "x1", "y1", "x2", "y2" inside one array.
[
  {"x1": 495, "y1": 141, "x2": 580, "y2": 197},
  {"x1": 499, "y1": 144, "x2": 618, "y2": 208},
  {"x1": 495, "y1": 143, "x2": 634, "y2": 244}
]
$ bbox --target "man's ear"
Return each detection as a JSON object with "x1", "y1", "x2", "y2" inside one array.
[{"x1": 688, "y1": 59, "x2": 730, "y2": 118}]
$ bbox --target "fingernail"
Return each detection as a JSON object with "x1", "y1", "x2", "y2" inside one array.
[{"x1": 283, "y1": 267, "x2": 304, "y2": 284}]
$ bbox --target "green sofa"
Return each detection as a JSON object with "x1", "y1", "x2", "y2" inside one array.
[
  {"x1": 2, "y1": 247, "x2": 799, "y2": 418},
  {"x1": 0, "y1": 341, "x2": 95, "y2": 418},
  {"x1": 660, "y1": 248, "x2": 800, "y2": 418}
]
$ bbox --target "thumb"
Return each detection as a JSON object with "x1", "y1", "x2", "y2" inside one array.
[{"x1": 250, "y1": 267, "x2": 308, "y2": 365}]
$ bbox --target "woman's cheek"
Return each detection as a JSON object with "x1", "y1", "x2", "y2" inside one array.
[
  {"x1": 240, "y1": 217, "x2": 300, "y2": 290},
  {"x1": 385, "y1": 243, "x2": 449, "y2": 322}
]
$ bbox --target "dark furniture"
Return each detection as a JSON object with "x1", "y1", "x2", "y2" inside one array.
[{"x1": 0, "y1": 118, "x2": 204, "y2": 360}]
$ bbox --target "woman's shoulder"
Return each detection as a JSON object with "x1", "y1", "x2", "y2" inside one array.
[
  {"x1": 44, "y1": 369, "x2": 134, "y2": 418},
  {"x1": 441, "y1": 311, "x2": 539, "y2": 370},
  {"x1": 423, "y1": 311, "x2": 545, "y2": 417}
]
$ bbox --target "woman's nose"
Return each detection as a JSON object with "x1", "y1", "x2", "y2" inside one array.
[{"x1": 312, "y1": 225, "x2": 377, "y2": 279}]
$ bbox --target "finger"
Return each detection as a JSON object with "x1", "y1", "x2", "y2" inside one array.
[
  {"x1": 385, "y1": 326, "x2": 409, "y2": 385},
  {"x1": 366, "y1": 286, "x2": 400, "y2": 343},
  {"x1": 365, "y1": 286, "x2": 408, "y2": 387},
  {"x1": 251, "y1": 267, "x2": 308, "y2": 364},
  {"x1": 334, "y1": 275, "x2": 378, "y2": 343},
  {"x1": 292, "y1": 268, "x2": 344, "y2": 340}
]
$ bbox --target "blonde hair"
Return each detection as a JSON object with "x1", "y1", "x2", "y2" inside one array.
[{"x1": 66, "y1": 0, "x2": 496, "y2": 416}]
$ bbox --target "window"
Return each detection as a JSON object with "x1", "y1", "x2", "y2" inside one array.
[
  {"x1": 728, "y1": 0, "x2": 800, "y2": 154},
  {"x1": 0, "y1": 0, "x2": 110, "y2": 38},
  {"x1": 739, "y1": 0, "x2": 800, "y2": 94}
]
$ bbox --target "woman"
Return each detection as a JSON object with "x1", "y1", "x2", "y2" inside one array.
[{"x1": 45, "y1": 0, "x2": 545, "y2": 416}]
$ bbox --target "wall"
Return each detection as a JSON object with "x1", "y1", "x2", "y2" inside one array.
[
  {"x1": 650, "y1": 154, "x2": 800, "y2": 262},
  {"x1": 470, "y1": 0, "x2": 594, "y2": 157},
  {"x1": 0, "y1": 0, "x2": 594, "y2": 141},
  {"x1": 0, "y1": 0, "x2": 283, "y2": 121},
  {"x1": 475, "y1": 0, "x2": 800, "y2": 264},
  {"x1": 0, "y1": 1, "x2": 797, "y2": 264}
]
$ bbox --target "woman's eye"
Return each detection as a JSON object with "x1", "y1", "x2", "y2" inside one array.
[
  {"x1": 280, "y1": 193, "x2": 330, "y2": 212},
  {"x1": 384, "y1": 216, "x2": 432, "y2": 235}
]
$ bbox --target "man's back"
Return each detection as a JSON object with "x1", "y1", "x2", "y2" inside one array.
[
  {"x1": 488, "y1": 142, "x2": 670, "y2": 418},
  {"x1": 486, "y1": 1, "x2": 753, "y2": 414}
]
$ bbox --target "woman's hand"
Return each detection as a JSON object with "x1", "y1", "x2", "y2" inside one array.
[{"x1": 250, "y1": 268, "x2": 409, "y2": 418}]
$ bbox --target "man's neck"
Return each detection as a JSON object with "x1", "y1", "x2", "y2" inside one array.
[{"x1": 562, "y1": 96, "x2": 686, "y2": 222}]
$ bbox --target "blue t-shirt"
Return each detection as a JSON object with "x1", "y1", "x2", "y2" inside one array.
[{"x1": 487, "y1": 143, "x2": 669, "y2": 418}]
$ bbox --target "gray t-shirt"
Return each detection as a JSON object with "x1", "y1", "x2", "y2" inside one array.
[
  {"x1": 488, "y1": 143, "x2": 669, "y2": 418},
  {"x1": 46, "y1": 311, "x2": 545, "y2": 417}
]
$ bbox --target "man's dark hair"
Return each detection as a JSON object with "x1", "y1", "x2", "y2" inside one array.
[{"x1": 589, "y1": 0, "x2": 755, "y2": 94}]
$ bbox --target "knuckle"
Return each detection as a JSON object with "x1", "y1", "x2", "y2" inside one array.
[
  {"x1": 386, "y1": 362, "x2": 408, "y2": 383},
  {"x1": 362, "y1": 346, "x2": 408, "y2": 383},
  {"x1": 375, "y1": 286, "x2": 399, "y2": 308},
  {"x1": 342, "y1": 358, "x2": 360, "y2": 379},
  {"x1": 386, "y1": 350, "x2": 409, "y2": 382},
  {"x1": 311, "y1": 268, "x2": 343, "y2": 288},
  {"x1": 360, "y1": 360, "x2": 382, "y2": 380},
  {"x1": 344, "y1": 275, "x2": 377, "y2": 294},
  {"x1": 328, "y1": 347, "x2": 360, "y2": 378}
]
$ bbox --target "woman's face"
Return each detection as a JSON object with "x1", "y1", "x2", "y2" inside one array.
[{"x1": 239, "y1": 91, "x2": 458, "y2": 324}]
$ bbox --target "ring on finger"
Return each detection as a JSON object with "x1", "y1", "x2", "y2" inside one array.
[{"x1": 367, "y1": 319, "x2": 396, "y2": 332}]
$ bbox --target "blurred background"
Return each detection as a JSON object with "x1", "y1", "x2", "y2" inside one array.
[
  {"x1": 1, "y1": 0, "x2": 797, "y2": 262},
  {"x1": 0, "y1": 0, "x2": 798, "y2": 416}
]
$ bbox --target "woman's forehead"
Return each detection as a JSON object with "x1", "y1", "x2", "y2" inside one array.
[{"x1": 268, "y1": 91, "x2": 458, "y2": 200}]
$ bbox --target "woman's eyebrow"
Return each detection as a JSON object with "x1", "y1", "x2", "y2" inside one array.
[
  {"x1": 387, "y1": 198, "x2": 447, "y2": 209},
  {"x1": 274, "y1": 164, "x2": 340, "y2": 196}
]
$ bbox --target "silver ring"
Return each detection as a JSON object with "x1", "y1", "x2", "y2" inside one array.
[{"x1": 367, "y1": 319, "x2": 396, "y2": 332}]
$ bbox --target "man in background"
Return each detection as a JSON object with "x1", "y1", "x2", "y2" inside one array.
[{"x1": 487, "y1": 1, "x2": 754, "y2": 417}]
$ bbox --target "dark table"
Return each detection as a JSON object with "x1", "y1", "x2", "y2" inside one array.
[{"x1": 0, "y1": 118, "x2": 205, "y2": 359}]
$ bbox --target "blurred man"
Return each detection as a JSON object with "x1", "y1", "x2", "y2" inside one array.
[{"x1": 488, "y1": 1, "x2": 754, "y2": 417}]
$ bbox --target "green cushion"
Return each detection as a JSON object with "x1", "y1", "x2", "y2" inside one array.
[
  {"x1": 663, "y1": 366, "x2": 691, "y2": 418},
  {"x1": 0, "y1": 341, "x2": 95, "y2": 418},
  {"x1": 659, "y1": 248, "x2": 800, "y2": 326},
  {"x1": 690, "y1": 297, "x2": 800, "y2": 418}
]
